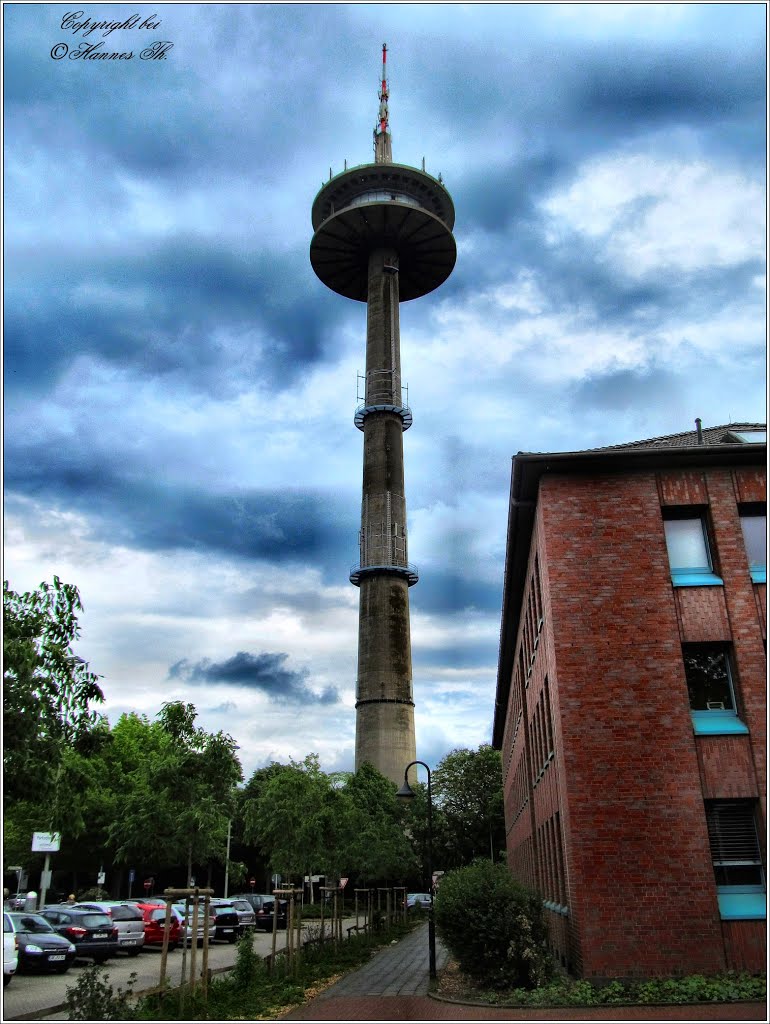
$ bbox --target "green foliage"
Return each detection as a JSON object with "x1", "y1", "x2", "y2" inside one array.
[
  {"x1": 3, "y1": 577, "x2": 104, "y2": 812},
  {"x1": 471, "y1": 971, "x2": 766, "y2": 1007},
  {"x1": 229, "y1": 928, "x2": 264, "y2": 990},
  {"x1": 342, "y1": 762, "x2": 418, "y2": 882},
  {"x1": 244, "y1": 754, "x2": 345, "y2": 879},
  {"x1": 434, "y1": 860, "x2": 553, "y2": 990},
  {"x1": 65, "y1": 964, "x2": 138, "y2": 1020},
  {"x1": 432, "y1": 745, "x2": 505, "y2": 868},
  {"x1": 138, "y1": 915, "x2": 419, "y2": 1020},
  {"x1": 108, "y1": 702, "x2": 242, "y2": 873}
]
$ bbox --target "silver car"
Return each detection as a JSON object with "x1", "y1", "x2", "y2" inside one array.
[
  {"x1": 226, "y1": 898, "x2": 257, "y2": 934},
  {"x1": 73, "y1": 902, "x2": 145, "y2": 955}
]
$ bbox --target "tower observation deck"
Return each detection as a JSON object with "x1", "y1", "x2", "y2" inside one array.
[{"x1": 310, "y1": 45, "x2": 456, "y2": 785}]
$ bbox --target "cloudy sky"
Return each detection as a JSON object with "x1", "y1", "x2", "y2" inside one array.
[{"x1": 5, "y1": 3, "x2": 766, "y2": 781}]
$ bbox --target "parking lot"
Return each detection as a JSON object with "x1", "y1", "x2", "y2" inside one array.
[{"x1": 3, "y1": 920, "x2": 358, "y2": 1021}]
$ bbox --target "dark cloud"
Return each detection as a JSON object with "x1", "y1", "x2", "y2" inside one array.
[
  {"x1": 411, "y1": 572, "x2": 502, "y2": 617},
  {"x1": 5, "y1": 239, "x2": 338, "y2": 396},
  {"x1": 570, "y1": 368, "x2": 682, "y2": 414},
  {"x1": 169, "y1": 651, "x2": 340, "y2": 705}
]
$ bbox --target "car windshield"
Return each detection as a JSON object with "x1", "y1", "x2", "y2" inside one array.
[{"x1": 13, "y1": 914, "x2": 56, "y2": 934}]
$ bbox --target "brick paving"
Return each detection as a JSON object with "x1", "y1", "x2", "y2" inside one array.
[{"x1": 283, "y1": 923, "x2": 767, "y2": 1022}]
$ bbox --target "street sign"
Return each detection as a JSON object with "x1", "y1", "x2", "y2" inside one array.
[
  {"x1": 339, "y1": 877, "x2": 349, "y2": 890},
  {"x1": 40, "y1": 870, "x2": 52, "y2": 889},
  {"x1": 97, "y1": 872, "x2": 106, "y2": 885},
  {"x1": 31, "y1": 832, "x2": 61, "y2": 852},
  {"x1": 143, "y1": 878, "x2": 153, "y2": 891},
  {"x1": 249, "y1": 877, "x2": 256, "y2": 889},
  {"x1": 7, "y1": 866, "x2": 21, "y2": 873},
  {"x1": 128, "y1": 869, "x2": 135, "y2": 884}
]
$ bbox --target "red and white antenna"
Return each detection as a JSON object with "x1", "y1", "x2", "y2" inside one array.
[
  {"x1": 379, "y1": 43, "x2": 389, "y2": 135},
  {"x1": 374, "y1": 43, "x2": 392, "y2": 162}
]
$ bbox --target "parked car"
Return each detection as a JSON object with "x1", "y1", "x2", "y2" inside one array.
[
  {"x1": 40, "y1": 906, "x2": 118, "y2": 963},
  {"x1": 133, "y1": 902, "x2": 182, "y2": 949},
  {"x1": 3, "y1": 913, "x2": 18, "y2": 984},
  {"x1": 170, "y1": 901, "x2": 213, "y2": 945},
  {"x1": 7, "y1": 912, "x2": 76, "y2": 972},
  {"x1": 405, "y1": 892, "x2": 432, "y2": 909},
  {"x1": 209, "y1": 903, "x2": 239, "y2": 943},
  {"x1": 225, "y1": 898, "x2": 257, "y2": 934},
  {"x1": 72, "y1": 902, "x2": 145, "y2": 956},
  {"x1": 231, "y1": 893, "x2": 287, "y2": 931}
]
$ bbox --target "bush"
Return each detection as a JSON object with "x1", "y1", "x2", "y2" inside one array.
[
  {"x1": 230, "y1": 928, "x2": 263, "y2": 991},
  {"x1": 433, "y1": 860, "x2": 552, "y2": 990},
  {"x1": 65, "y1": 964, "x2": 138, "y2": 1020}
]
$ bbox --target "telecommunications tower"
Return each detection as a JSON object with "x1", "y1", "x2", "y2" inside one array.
[{"x1": 310, "y1": 45, "x2": 456, "y2": 785}]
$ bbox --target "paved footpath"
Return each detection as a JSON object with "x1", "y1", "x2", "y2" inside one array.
[{"x1": 283, "y1": 923, "x2": 767, "y2": 1022}]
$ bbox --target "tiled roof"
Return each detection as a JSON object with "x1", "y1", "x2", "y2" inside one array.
[{"x1": 598, "y1": 422, "x2": 766, "y2": 450}]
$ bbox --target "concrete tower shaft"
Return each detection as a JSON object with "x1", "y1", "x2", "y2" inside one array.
[{"x1": 309, "y1": 48, "x2": 456, "y2": 785}]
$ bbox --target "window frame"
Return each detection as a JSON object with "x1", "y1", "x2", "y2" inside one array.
[
  {"x1": 683, "y1": 644, "x2": 748, "y2": 736},
  {"x1": 739, "y1": 503, "x2": 766, "y2": 584},
  {"x1": 662, "y1": 507, "x2": 723, "y2": 587},
  {"x1": 705, "y1": 800, "x2": 766, "y2": 920}
]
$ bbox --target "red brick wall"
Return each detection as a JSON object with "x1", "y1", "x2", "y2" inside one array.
[
  {"x1": 501, "y1": 461, "x2": 766, "y2": 980},
  {"x1": 696, "y1": 736, "x2": 759, "y2": 799},
  {"x1": 721, "y1": 920, "x2": 766, "y2": 972},
  {"x1": 539, "y1": 471, "x2": 725, "y2": 978}
]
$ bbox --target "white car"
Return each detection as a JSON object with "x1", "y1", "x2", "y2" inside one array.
[{"x1": 3, "y1": 913, "x2": 18, "y2": 985}]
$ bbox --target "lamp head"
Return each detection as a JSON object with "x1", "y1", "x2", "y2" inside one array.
[{"x1": 397, "y1": 779, "x2": 415, "y2": 800}]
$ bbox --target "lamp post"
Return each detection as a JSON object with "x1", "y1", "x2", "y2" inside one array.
[{"x1": 397, "y1": 760, "x2": 436, "y2": 979}]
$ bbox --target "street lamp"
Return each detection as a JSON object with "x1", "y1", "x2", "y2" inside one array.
[{"x1": 397, "y1": 760, "x2": 436, "y2": 979}]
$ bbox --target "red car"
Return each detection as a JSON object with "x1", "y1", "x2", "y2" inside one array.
[{"x1": 134, "y1": 903, "x2": 182, "y2": 949}]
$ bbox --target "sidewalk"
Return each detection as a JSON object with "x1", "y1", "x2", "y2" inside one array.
[{"x1": 282, "y1": 923, "x2": 767, "y2": 1022}]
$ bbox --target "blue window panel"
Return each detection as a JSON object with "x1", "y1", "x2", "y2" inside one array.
[
  {"x1": 716, "y1": 886, "x2": 766, "y2": 920},
  {"x1": 691, "y1": 711, "x2": 749, "y2": 736},
  {"x1": 750, "y1": 567, "x2": 766, "y2": 584},
  {"x1": 671, "y1": 570, "x2": 724, "y2": 587}
]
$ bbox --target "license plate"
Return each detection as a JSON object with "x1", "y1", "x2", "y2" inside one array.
[
  {"x1": 222, "y1": 928, "x2": 233, "y2": 933},
  {"x1": 49, "y1": 955, "x2": 66, "y2": 962},
  {"x1": 92, "y1": 933, "x2": 108, "y2": 939},
  {"x1": 124, "y1": 940, "x2": 137, "y2": 945}
]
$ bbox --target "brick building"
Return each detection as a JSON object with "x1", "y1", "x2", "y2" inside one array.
[{"x1": 492, "y1": 423, "x2": 766, "y2": 979}]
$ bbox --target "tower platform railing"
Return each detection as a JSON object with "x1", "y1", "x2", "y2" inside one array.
[{"x1": 350, "y1": 562, "x2": 419, "y2": 587}]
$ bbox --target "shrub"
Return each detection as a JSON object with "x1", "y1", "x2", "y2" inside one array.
[
  {"x1": 65, "y1": 964, "x2": 138, "y2": 1020},
  {"x1": 230, "y1": 928, "x2": 263, "y2": 991},
  {"x1": 433, "y1": 860, "x2": 552, "y2": 990}
]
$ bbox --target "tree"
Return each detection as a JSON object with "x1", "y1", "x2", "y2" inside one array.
[
  {"x1": 244, "y1": 754, "x2": 348, "y2": 883},
  {"x1": 3, "y1": 577, "x2": 104, "y2": 808},
  {"x1": 431, "y1": 745, "x2": 506, "y2": 867},
  {"x1": 343, "y1": 763, "x2": 417, "y2": 882},
  {"x1": 108, "y1": 703, "x2": 243, "y2": 881}
]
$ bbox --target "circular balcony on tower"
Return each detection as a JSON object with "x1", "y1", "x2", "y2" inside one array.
[
  {"x1": 354, "y1": 402, "x2": 413, "y2": 431},
  {"x1": 310, "y1": 163, "x2": 456, "y2": 301},
  {"x1": 350, "y1": 561, "x2": 419, "y2": 587}
]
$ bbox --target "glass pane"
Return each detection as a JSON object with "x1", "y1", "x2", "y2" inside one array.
[
  {"x1": 684, "y1": 648, "x2": 734, "y2": 710},
  {"x1": 715, "y1": 864, "x2": 764, "y2": 885},
  {"x1": 664, "y1": 518, "x2": 710, "y2": 571},
  {"x1": 740, "y1": 515, "x2": 766, "y2": 569}
]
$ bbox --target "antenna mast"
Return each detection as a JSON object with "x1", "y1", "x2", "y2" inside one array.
[{"x1": 374, "y1": 42, "x2": 392, "y2": 163}]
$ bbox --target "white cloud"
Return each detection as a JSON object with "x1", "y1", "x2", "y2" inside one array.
[{"x1": 541, "y1": 153, "x2": 764, "y2": 277}]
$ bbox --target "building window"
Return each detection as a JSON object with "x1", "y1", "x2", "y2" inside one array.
[
  {"x1": 684, "y1": 645, "x2": 748, "y2": 735},
  {"x1": 705, "y1": 801, "x2": 765, "y2": 920},
  {"x1": 662, "y1": 509, "x2": 722, "y2": 587},
  {"x1": 740, "y1": 506, "x2": 766, "y2": 584}
]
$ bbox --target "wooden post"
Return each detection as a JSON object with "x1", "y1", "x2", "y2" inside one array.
[
  {"x1": 320, "y1": 888, "x2": 325, "y2": 946},
  {"x1": 270, "y1": 895, "x2": 278, "y2": 972},
  {"x1": 189, "y1": 891, "x2": 200, "y2": 992},
  {"x1": 158, "y1": 899, "x2": 172, "y2": 992},
  {"x1": 201, "y1": 894, "x2": 211, "y2": 998}
]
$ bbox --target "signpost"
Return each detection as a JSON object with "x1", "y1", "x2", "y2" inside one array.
[
  {"x1": 249, "y1": 877, "x2": 256, "y2": 891},
  {"x1": 32, "y1": 833, "x2": 61, "y2": 910},
  {"x1": 128, "y1": 868, "x2": 135, "y2": 899}
]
